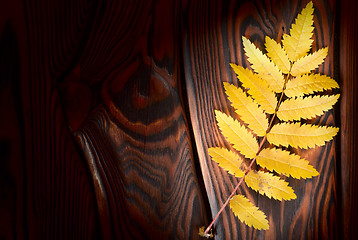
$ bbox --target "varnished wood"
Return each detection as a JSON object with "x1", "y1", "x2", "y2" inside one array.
[
  {"x1": 0, "y1": 0, "x2": 98, "y2": 238},
  {"x1": 1, "y1": 0, "x2": 357, "y2": 239},
  {"x1": 183, "y1": 0, "x2": 339, "y2": 239},
  {"x1": 2, "y1": 0, "x2": 210, "y2": 238},
  {"x1": 339, "y1": 0, "x2": 358, "y2": 239},
  {"x1": 68, "y1": 0, "x2": 209, "y2": 239}
]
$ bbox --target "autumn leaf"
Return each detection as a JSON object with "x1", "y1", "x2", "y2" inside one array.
[
  {"x1": 290, "y1": 47, "x2": 328, "y2": 76},
  {"x1": 242, "y1": 36, "x2": 285, "y2": 92},
  {"x1": 245, "y1": 171, "x2": 296, "y2": 200},
  {"x1": 267, "y1": 123, "x2": 339, "y2": 149},
  {"x1": 257, "y1": 148, "x2": 319, "y2": 179},
  {"x1": 265, "y1": 36, "x2": 291, "y2": 74},
  {"x1": 230, "y1": 194, "x2": 269, "y2": 230},
  {"x1": 282, "y1": 1, "x2": 314, "y2": 61},
  {"x1": 203, "y1": 1, "x2": 340, "y2": 234},
  {"x1": 224, "y1": 82, "x2": 268, "y2": 136},
  {"x1": 277, "y1": 94, "x2": 340, "y2": 121},
  {"x1": 215, "y1": 110, "x2": 258, "y2": 159},
  {"x1": 285, "y1": 73, "x2": 339, "y2": 98},
  {"x1": 208, "y1": 147, "x2": 245, "y2": 178},
  {"x1": 230, "y1": 64, "x2": 277, "y2": 114}
]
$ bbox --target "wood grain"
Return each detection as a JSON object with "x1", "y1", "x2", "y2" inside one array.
[
  {"x1": 69, "y1": 0, "x2": 209, "y2": 239},
  {"x1": 183, "y1": 0, "x2": 339, "y2": 239},
  {"x1": 339, "y1": 0, "x2": 358, "y2": 239},
  {"x1": 0, "y1": 0, "x2": 98, "y2": 239},
  {"x1": 1, "y1": 0, "x2": 357, "y2": 239},
  {"x1": 2, "y1": 0, "x2": 211, "y2": 238}
]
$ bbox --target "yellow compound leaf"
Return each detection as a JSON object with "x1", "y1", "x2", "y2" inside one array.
[
  {"x1": 277, "y1": 94, "x2": 340, "y2": 121},
  {"x1": 282, "y1": 1, "x2": 314, "y2": 61},
  {"x1": 230, "y1": 194, "x2": 269, "y2": 230},
  {"x1": 267, "y1": 123, "x2": 339, "y2": 149},
  {"x1": 245, "y1": 171, "x2": 296, "y2": 200},
  {"x1": 285, "y1": 73, "x2": 340, "y2": 98},
  {"x1": 290, "y1": 47, "x2": 328, "y2": 76},
  {"x1": 242, "y1": 36, "x2": 285, "y2": 92},
  {"x1": 208, "y1": 147, "x2": 245, "y2": 178},
  {"x1": 224, "y1": 82, "x2": 268, "y2": 136},
  {"x1": 265, "y1": 36, "x2": 291, "y2": 74},
  {"x1": 257, "y1": 148, "x2": 319, "y2": 179},
  {"x1": 230, "y1": 64, "x2": 277, "y2": 114},
  {"x1": 205, "y1": 2, "x2": 339, "y2": 233},
  {"x1": 215, "y1": 110, "x2": 258, "y2": 159}
]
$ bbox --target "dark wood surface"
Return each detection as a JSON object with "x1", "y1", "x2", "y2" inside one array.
[
  {"x1": 71, "y1": 1, "x2": 209, "y2": 238},
  {"x1": 0, "y1": 0, "x2": 357, "y2": 239},
  {"x1": 0, "y1": 0, "x2": 99, "y2": 239},
  {"x1": 339, "y1": 0, "x2": 358, "y2": 239},
  {"x1": 183, "y1": 0, "x2": 340, "y2": 239}
]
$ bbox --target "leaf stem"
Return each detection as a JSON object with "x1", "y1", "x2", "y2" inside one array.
[
  {"x1": 203, "y1": 170, "x2": 246, "y2": 235},
  {"x1": 203, "y1": 75, "x2": 291, "y2": 237}
]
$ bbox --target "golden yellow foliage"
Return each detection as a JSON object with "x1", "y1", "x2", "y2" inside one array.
[
  {"x1": 208, "y1": 147, "x2": 245, "y2": 178},
  {"x1": 202, "y1": 1, "x2": 340, "y2": 234},
  {"x1": 285, "y1": 74, "x2": 339, "y2": 98},
  {"x1": 224, "y1": 82, "x2": 268, "y2": 136},
  {"x1": 267, "y1": 123, "x2": 339, "y2": 149},
  {"x1": 257, "y1": 148, "x2": 319, "y2": 179},
  {"x1": 245, "y1": 171, "x2": 296, "y2": 200},
  {"x1": 230, "y1": 64, "x2": 277, "y2": 114},
  {"x1": 242, "y1": 36, "x2": 285, "y2": 92},
  {"x1": 290, "y1": 47, "x2": 328, "y2": 76},
  {"x1": 265, "y1": 36, "x2": 291, "y2": 74},
  {"x1": 230, "y1": 194, "x2": 269, "y2": 230},
  {"x1": 282, "y1": 1, "x2": 314, "y2": 61},
  {"x1": 277, "y1": 94, "x2": 340, "y2": 121},
  {"x1": 215, "y1": 110, "x2": 258, "y2": 159}
]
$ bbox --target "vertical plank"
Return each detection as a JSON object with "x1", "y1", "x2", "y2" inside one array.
[
  {"x1": 2, "y1": 0, "x2": 355, "y2": 238},
  {"x1": 183, "y1": 0, "x2": 339, "y2": 239},
  {"x1": 0, "y1": 21, "x2": 25, "y2": 240},
  {"x1": 1, "y1": 0, "x2": 99, "y2": 238},
  {"x1": 67, "y1": 0, "x2": 209, "y2": 239},
  {"x1": 2, "y1": 0, "x2": 210, "y2": 238},
  {"x1": 339, "y1": 0, "x2": 358, "y2": 239}
]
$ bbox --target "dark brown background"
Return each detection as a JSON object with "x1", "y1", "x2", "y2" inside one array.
[{"x1": 0, "y1": 0, "x2": 357, "y2": 239}]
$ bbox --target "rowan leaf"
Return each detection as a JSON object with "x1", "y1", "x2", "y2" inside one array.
[
  {"x1": 265, "y1": 36, "x2": 291, "y2": 74},
  {"x1": 230, "y1": 64, "x2": 277, "y2": 114},
  {"x1": 245, "y1": 171, "x2": 296, "y2": 200},
  {"x1": 204, "y1": 1, "x2": 340, "y2": 233},
  {"x1": 242, "y1": 36, "x2": 285, "y2": 92},
  {"x1": 277, "y1": 94, "x2": 340, "y2": 121},
  {"x1": 224, "y1": 82, "x2": 268, "y2": 136},
  {"x1": 208, "y1": 147, "x2": 245, "y2": 178},
  {"x1": 215, "y1": 110, "x2": 258, "y2": 159},
  {"x1": 267, "y1": 123, "x2": 339, "y2": 149},
  {"x1": 282, "y1": 1, "x2": 314, "y2": 61},
  {"x1": 230, "y1": 194, "x2": 269, "y2": 230},
  {"x1": 285, "y1": 73, "x2": 340, "y2": 98},
  {"x1": 290, "y1": 47, "x2": 328, "y2": 76},
  {"x1": 257, "y1": 148, "x2": 319, "y2": 179}
]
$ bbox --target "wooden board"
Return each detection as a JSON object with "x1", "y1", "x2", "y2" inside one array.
[
  {"x1": 1, "y1": 0, "x2": 208, "y2": 239},
  {"x1": 0, "y1": 0, "x2": 98, "y2": 238},
  {"x1": 183, "y1": 0, "x2": 340, "y2": 239},
  {"x1": 60, "y1": 0, "x2": 209, "y2": 239},
  {"x1": 1, "y1": 0, "x2": 358, "y2": 239},
  {"x1": 339, "y1": 0, "x2": 358, "y2": 239}
]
